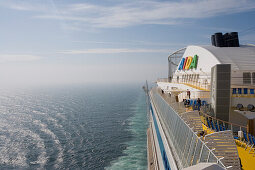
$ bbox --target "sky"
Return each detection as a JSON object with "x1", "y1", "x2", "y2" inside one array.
[{"x1": 1, "y1": 0, "x2": 255, "y2": 87}]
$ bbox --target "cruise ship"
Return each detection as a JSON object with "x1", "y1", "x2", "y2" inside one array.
[{"x1": 146, "y1": 32, "x2": 255, "y2": 170}]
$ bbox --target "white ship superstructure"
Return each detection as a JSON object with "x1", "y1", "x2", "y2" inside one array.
[{"x1": 146, "y1": 32, "x2": 255, "y2": 170}]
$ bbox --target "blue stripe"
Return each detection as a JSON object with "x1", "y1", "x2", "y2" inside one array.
[{"x1": 150, "y1": 103, "x2": 171, "y2": 170}]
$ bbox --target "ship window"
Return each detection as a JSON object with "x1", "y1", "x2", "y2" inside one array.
[
  {"x1": 244, "y1": 88, "x2": 248, "y2": 94},
  {"x1": 243, "y1": 72, "x2": 251, "y2": 84},
  {"x1": 253, "y1": 72, "x2": 255, "y2": 84},
  {"x1": 232, "y1": 88, "x2": 237, "y2": 94},
  {"x1": 250, "y1": 89, "x2": 255, "y2": 94},
  {"x1": 238, "y1": 88, "x2": 242, "y2": 94}
]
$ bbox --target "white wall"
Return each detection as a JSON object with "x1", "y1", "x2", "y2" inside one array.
[
  {"x1": 175, "y1": 46, "x2": 220, "y2": 74},
  {"x1": 231, "y1": 97, "x2": 255, "y2": 107}
]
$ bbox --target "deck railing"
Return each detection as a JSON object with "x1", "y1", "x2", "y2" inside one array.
[
  {"x1": 200, "y1": 106, "x2": 248, "y2": 137},
  {"x1": 157, "y1": 78, "x2": 170, "y2": 82},
  {"x1": 150, "y1": 88, "x2": 226, "y2": 169}
]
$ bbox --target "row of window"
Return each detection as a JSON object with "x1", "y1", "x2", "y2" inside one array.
[
  {"x1": 243, "y1": 72, "x2": 255, "y2": 84},
  {"x1": 177, "y1": 74, "x2": 202, "y2": 83},
  {"x1": 232, "y1": 88, "x2": 255, "y2": 95},
  {"x1": 181, "y1": 74, "x2": 200, "y2": 81}
]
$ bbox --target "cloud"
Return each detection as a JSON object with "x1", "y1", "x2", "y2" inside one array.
[
  {"x1": 71, "y1": 40, "x2": 187, "y2": 47},
  {"x1": 58, "y1": 48, "x2": 169, "y2": 54},
  {"x1": 2, "y1": 0, "x2": 255, "y2": 28},
  {"x1": 0, "y1": 54, "x2": 41, "y2": 63},
  {"x1": 2, "y1": 1, "x2": 51, "y2": 12}
]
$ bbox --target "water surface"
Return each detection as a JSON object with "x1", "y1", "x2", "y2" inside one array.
[{"x1": 0, "y1": 85, "x2": 147, "y2": 169}]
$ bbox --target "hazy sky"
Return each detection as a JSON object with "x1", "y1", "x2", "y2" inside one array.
[{"x1": 1, "y1": 0, "x2": 255, "y2": 86}]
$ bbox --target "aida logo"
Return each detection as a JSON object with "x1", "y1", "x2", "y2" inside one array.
[{"x1": 178, "y1": 55, "x2": 198, "y2": 70}]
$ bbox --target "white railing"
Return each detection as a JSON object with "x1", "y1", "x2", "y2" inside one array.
[
  {"x1": 150, "y1": 89, "x2": 226, "y2": 169},
  {"x1": 157, "y1": 78, "x2": 170, "y2": 83}
]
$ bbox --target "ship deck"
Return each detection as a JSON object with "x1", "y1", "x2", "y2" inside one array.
[{"x1": 155, "y1": 87, "x2": 255, "y2": 170}]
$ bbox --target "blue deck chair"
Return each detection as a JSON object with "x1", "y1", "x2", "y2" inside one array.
[
  {"x1": 194, "y1": 100, "x2": 197, "y2": 105},
  {"x1": 202, "y1": 101, "x2": 207, "y2": 106},
  {"x1": 189, "y1": 100, "x2": 193, "y2": 106},
  {"x1": 222, "y1": 125, "x2": 226, "y2": 131},
  {"x1": 206, "y1": 118, "x2": 211, "y2": 128},
  {"x1": 219, "y1": 124, "x2": 223, "y2": 131},
  {"x1": 242, "y1": 131, "x2": 249, "y2": 147},
  {"x1": 245, "y1": 134, "x2": 253, "y2": 150},
  {"x1": 210, "y1": 120, "x2": 215, "y2": 130},
  {"x1": 249, "y1": 136, "x2": 255, "y2": 153},
  {"x1": 252, "y1": 136, "x2": 255, "y2": 156},
  {"x1": 185, "y1": 100, "x2": 189, "y2": 106},
  {"x1": 215, "y1": 122, "x2": 219, "y2": 132}
]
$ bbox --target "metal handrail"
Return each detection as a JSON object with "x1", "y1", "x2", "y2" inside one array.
[
  {"x1": 168, "y1": 48, "x2": 186, "y2": 61},
  {"x1": 150, "y1": 88, "x2": 227, "y2": 169},
  {"x1": 168, "y1": 48, "x2": 186, "y2": 82},
  {"x1": 200, "y1": 106, "x2": 248, "y2": 130}
]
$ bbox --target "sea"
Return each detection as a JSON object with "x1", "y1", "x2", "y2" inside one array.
[{"x1": 0, "y1": 84, "x2": 148, "y2": 170}]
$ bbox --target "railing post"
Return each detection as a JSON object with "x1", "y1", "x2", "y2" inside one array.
[
  {"x1": 217, "y1": 157, "x2": 224, "y2": 167},
  {"x1": 198, "y1": 142, "x2": 205, "y2": 163},
  {"x1": 185, "y1": 134, "x2": 194, "y2": 167},
  {"x1": 206, "y1": 148, "x2": 215, "y2": 162},
  {"x1": 181, "y1": 127, "x2": 190, "y2": 164},
  {"x1": 191, "y1": 139, "x2": 199, "y2": 166}
]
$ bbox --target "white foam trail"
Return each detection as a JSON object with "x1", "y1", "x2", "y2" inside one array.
[
  {"x1": 106, "y1": 92, "x2": 147, "y2": 170},
  {"x1": 32, "y1": 119, "x2": 64, "y2": 168},
  {"x1": 0, "y1": 114, "x2": 47, "y2": 168}
]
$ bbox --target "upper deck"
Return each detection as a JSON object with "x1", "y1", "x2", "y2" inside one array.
[
  {"x1": 152, "y1": 84, "x2": 255, "y2": 170},
  {"x1": 150, "y1": 33, "x2": 255, "y2": 169}
]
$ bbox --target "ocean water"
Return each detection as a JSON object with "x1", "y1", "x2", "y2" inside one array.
[{"x1": 0, "y1": 85, "x2": 148, "y2": 169}]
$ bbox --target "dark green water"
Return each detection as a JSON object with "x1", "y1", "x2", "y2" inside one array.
[{"x1": 0, "y1": 85, "x2": 147, "y2": 169}]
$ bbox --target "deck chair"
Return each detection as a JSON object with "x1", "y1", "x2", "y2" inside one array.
[
  {"x1": 206, "y1": 118, "x2": 211, "y2": 128},
  {"x1": 252, "y1": 136, "x2": 255, "y2": 156},
  {"x1": 219, "y1": 124, "x2": 223, "y2": 131},
  {"x1": 189, "y1": 100, "x2": 193, "y2": 106},
  {"x1": 222, "y1": 125, "x2": 226, "y2": 131},
  {"x1": 249, "y1": 136, "x2": 255, "y2": 153},
  {"x1": 241, "y1": 131, "x2": 249, "y2": 147},
  {"x1": 245, "y1": 133, "x2": 253, "y2": 150},
  {"x1": 210, "y1": 120, "x2": 215, "y2": 130},
  {"x1": 215, "y1": 122, "x2": 219, "y2": 132}
]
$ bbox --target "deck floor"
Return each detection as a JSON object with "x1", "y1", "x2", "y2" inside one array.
[
  {"x1": 236, "y1": 141, "x2": 255, "y2": 170},
  {"x1": 157, "y1": 87, "x2": 255, "y2": 169}
]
